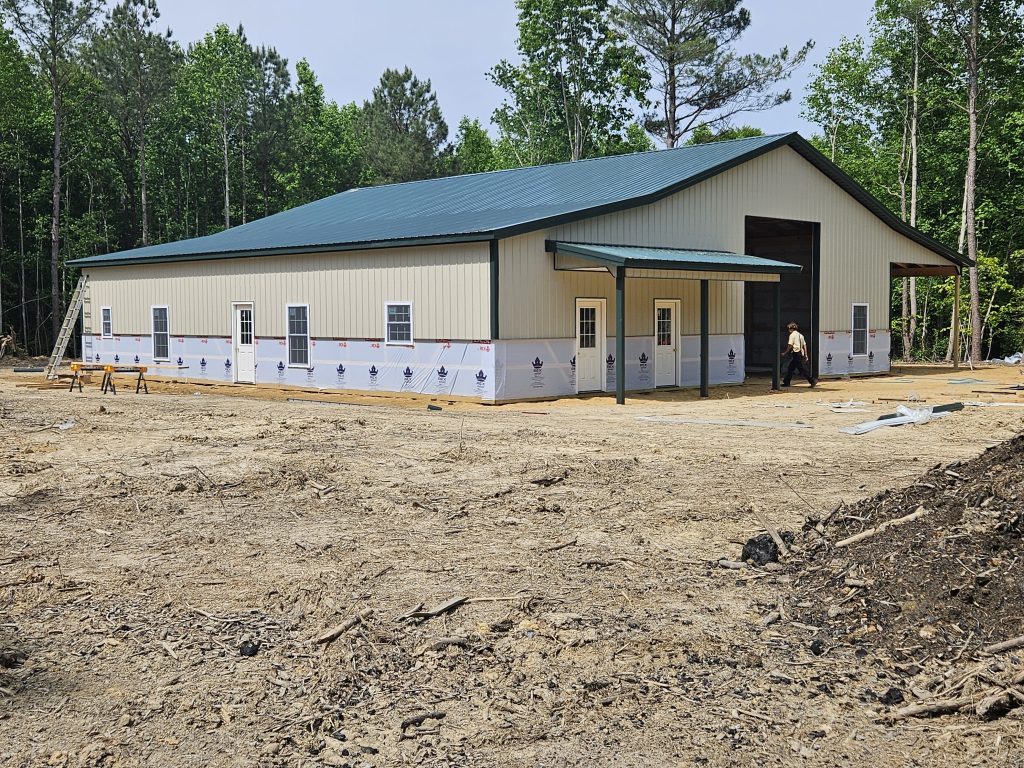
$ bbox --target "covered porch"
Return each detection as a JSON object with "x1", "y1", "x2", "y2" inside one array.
[
  {"x1": 546, "y1": 242, "x2": 803, "y2": 404},
  {"x1": 890, "y1": 260, "x2": 963, "y2": 366}
]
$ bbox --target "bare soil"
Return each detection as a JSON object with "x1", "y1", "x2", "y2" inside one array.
[{"x1": 3, "y1": 364, "x2": 1024, "y2": 767}]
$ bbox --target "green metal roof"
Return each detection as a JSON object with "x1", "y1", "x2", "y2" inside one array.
[
  {"x1": 70, "y1": 132, "x2": 967, "y2": 268},
  {"x1": 551, "y1": 242, "x2": 802, "y2": 274}
]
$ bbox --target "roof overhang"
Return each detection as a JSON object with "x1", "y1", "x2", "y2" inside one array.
[
  {"x1": 69, "y1": 233, "x2": 492, "y2": 268},
  {"x1": 547, "y1": 241, "x2": 803, "y2": 276},
  {"x1": 890, "y1": 262, "x2": 959, "y2": 277}
]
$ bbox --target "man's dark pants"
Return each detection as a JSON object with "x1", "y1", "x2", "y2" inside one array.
[{"x1": 783, "y1": 352, "x2": 814, "y2": 385}]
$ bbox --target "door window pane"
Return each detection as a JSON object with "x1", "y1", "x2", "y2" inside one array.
[
  {"x1": 656, "y1": 306, "x2": 672, "y2": 346},
  {"x1": 853, "y1": 304, "x2": 868, "y2": 355},
  {"x1": 152, "y1": 307, "x2": 169, "y2": 360},
  {"x1": 579, "y1": 306, "x2": 596, "y2": 349},
  {"x1": 287, "y1": 305, "x2": 309, "y2": 366},
  {"x1": 239, "y1": 308, "x2": 253, "y2": 346}
]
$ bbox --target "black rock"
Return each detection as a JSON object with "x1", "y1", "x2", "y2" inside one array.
[
  {"x1": 879, "y1": 687, "x2": 905, "y2": 706},
  {"x1": 0, "y1": 650, "x2": 27, "y2": 669},
  {"x1": 809, "y1": 639, "x2": 826, "y2": 656},
  {"x1": 239, "y1": 641, "x2": 261, "y2": 657},
  {"x1": 741, "y1": 532, "x2": 795, "y2": 566}
]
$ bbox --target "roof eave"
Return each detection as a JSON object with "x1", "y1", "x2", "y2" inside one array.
[
  {"x1": 551, "y1": 241, "x2": 803, "y2": 275},
  {"x1": 68, "y1": 233, "x2": 494, "y2": 268},
  {"x1": 623, "y1": 259, "x2": 801, "y2": 274}
]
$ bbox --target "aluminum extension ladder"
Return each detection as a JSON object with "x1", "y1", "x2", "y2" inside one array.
[{"x1": 45, "y1": 274, "x2": 89, "y2": 380}]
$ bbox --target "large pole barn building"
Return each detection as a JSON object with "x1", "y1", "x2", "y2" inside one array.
[{"x1": 70, "y1": 133, "x2": 966, "y2": 403}]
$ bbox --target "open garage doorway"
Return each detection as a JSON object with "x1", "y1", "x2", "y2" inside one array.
[{"x1": 744, "y1": 216, "x2": 820, "y2": 377}]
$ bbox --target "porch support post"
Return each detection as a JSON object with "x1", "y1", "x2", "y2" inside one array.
[
  {"x1": 615, "y1": 266, "x2": 626, "y2": 405},
  {"x1": 952, "y1": 271, "x2": 961, "y2": 369},
  {"x1": 772, "y1": 278, "x2": 782, "y2": 390},
  {"x1": 489, "y1": 239, "x2": 500, "y2": 340},
  {"x1": 700, "y1": 279, "x2": 709, "y2": 398}
]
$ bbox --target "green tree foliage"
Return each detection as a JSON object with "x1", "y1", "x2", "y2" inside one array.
[
  {"x1": 177, "y1": 24, "x2": 255, "y2": 229},
  {"x1": 686, "y1": 123, "x2": 764, "y2": 144},
  {"x1": 0, "y1": 25, "x2": 41, "y2": 342},
  {"x1": 91, "y1": 0, "x2": 178, "y2": 247},
  {"x1": 361, "y1": 67, "x2": 448, "y2": 184},
  {"x1": 450, "y1": 117, "x2": 497, "y2": 174},
  {"x1": 249, "y1": 45, "x2": 291, "y2": 218},
  {"x1": 800, "y1": 37, "x2": 876, "y2": 167},
  {"x1": 281, "y1": 59, "x2": 363, "y2": 205},
  {"x1": 490, "y1": 0, "x2": 650, "y2": 164},
  {"x1": 1, "y1": 0, "x2": 105, "y2": 340},
  {"x1": 615, "y1": 0, "x2": 813, "y2": 147}
]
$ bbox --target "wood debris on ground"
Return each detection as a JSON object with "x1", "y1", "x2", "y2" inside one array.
[{"x1": 2, "y1": 366, "x2": 1024, "y2": 766}]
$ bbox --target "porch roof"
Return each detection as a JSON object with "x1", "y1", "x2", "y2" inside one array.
[{"x1": 547, "y1": 241, "x2": 803, "y2": 275}]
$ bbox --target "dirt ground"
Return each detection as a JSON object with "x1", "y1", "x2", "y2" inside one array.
[{"x1": 3, "y1": 364, "x2": 1024, "y2": 767}]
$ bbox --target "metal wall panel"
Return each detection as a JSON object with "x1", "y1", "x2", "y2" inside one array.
[
  {"x1": 546, "y1": 145, "x2": 952, "y2": 332},
  {"x1": 499, "y1": 231, "x2": 748, "y2": 338},
  {"x1": 83, "y1": 243, "x2": 491, "y2": 340}
]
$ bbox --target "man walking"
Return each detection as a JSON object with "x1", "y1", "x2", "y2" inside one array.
[{"x1": 782, "y1": 321, "x2": 816, "y2": 387}]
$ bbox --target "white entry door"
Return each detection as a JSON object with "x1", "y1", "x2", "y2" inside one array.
[
  {"x1": 654, "y1": 300, "x2": 679, "y2": 387},
  {"x1": 576, "y1": 299, "x2": 605, "y2": 392},
  {"x1": 233, "y1": 302, "x2": 256, "y2": 384}
]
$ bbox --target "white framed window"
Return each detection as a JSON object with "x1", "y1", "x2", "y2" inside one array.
[
  {"x1": 286, "y1": 304, "x2": 310, "y2": 367},
  {"x1": 852, "y1": 303, "x2": 869, "y2": 356},
  {"x1": 385, "y1": 301, "x2": 413, "y2": 344},
  {"x1": 151, "y1": 306, "x2": 170, "y2": 360},
  {"x1": 101, "y1": 306, "x2": 112, "y2": 338}
]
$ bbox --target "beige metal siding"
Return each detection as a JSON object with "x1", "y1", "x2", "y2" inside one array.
[
  {"x1": 83, "y1": 243, "x2": 490, "y2": 340},
  {"x1": 499, "y1": 231, "x2": 750, "y2": 338},
  {"x1": 548, "y1": 145, "x2": 953, "y2": 332}
]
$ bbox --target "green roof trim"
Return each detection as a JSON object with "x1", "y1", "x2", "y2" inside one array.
[
  {"x1": 69, "y1": 132, "x2": 967, "y2": 269},
  {"x1": 550, "y1": 242, "x2": 803, "y2": 274}
]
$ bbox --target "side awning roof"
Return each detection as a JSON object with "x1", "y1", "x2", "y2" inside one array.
[{"x1": 547, "y1": 241, "x2": 802, "y2": 275}]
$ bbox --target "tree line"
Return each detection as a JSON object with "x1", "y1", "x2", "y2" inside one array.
[{"x1": 17, "y1": 0, "x2": 1015, "y2": 363}]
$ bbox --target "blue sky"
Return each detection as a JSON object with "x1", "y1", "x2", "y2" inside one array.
[{"x1": 156, "y1": 0, "x2": 873, "y2": 141}]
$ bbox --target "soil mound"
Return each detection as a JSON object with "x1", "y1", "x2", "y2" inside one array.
[{"x1": 792, "y1": 433, "x2": 1024, "y2": 660}]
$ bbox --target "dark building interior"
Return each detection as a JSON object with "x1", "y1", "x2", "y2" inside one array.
[{"x1": 743, "y1": 215, "x2": 820, "y2": 376}]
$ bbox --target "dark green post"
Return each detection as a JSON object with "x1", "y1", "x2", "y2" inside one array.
[
  {"x1": 772, "y1": 279, "x2": 781, "y2": 390},
  {"x1": 489, "y1": 239, "x2": 500, "y2": 340},
  {"x1": 700, "y1": 279, "x2": 709, "y2": 398},
  {"x1": 615, "y1": 266, "x2": 626, "y2": 405}
]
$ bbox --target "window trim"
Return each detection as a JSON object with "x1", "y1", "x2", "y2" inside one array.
[
  {"x1": 285, "y1": 303, "x2": 311, "y2": 368},
  {"x1": 851, "y1": 302, "x2": 869, "y2": 357},
  {"x1": 151, "y1": 305, "x2": 170, "y2": 361},
  {"x1": 100, "y1": 306, "x2": 113, "y2": 339},
  {"x1": 384, "y1": 300, "x2": 414, "y2": 346}
]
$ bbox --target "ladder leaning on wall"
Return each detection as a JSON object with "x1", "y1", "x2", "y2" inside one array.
[{"x1": 45, "y1": 275, "x2": 89, "y2": 380}]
